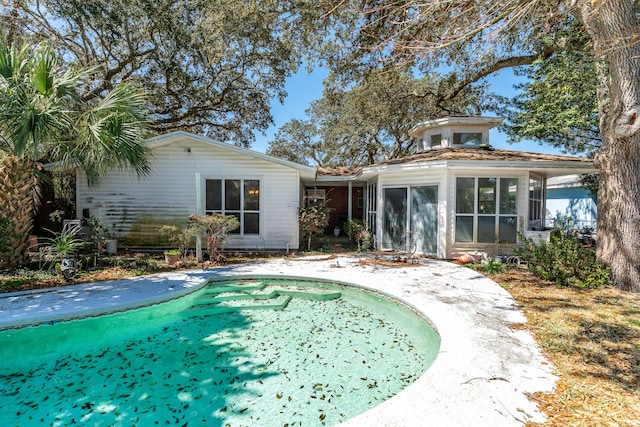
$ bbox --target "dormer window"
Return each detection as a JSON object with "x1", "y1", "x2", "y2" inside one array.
[{"x1": 453, "y1": 132, "x2": 482, "y2": 146}]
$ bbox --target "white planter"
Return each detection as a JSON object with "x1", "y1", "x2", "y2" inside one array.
[
  {"x1": 523, "y1": 230, "x2": 552, "y2": 244},
  {"x1": 105, "y1": 239, "x2": 118, "y2": 254}
]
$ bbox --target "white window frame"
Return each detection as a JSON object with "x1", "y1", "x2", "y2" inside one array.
[
  {"x1": 452, "y1": 132, "x2": 483, "y2": 147},
  {"x1": 528, "y1": 174, "x2": 545, "y2": 229},
  {"x1": 205, "y1": 177, "x2": 261, "y2": 236},
  {"x1": 305, "y1": 188, "x2": 326, "y2": 203},
  {"x1": 454, "y1": 177, "x2": 519, "y2": 243}
]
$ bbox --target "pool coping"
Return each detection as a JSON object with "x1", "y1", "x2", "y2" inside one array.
[{"x1": 0, "y1": 256, "x2": 557, "y2": 426}]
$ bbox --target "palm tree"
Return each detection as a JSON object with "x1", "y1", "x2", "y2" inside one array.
[{"x1": 0, "y1": 39, "x2": 150, "y2": 268}]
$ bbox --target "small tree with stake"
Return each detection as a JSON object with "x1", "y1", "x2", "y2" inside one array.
[
  {"x1": 188, "y1": 214, "x2": 239, "y2": 262},
  {"x1": 299, "y1": 197, "x2": 329, "y2": 251}
]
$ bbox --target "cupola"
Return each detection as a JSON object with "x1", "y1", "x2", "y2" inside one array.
[{"x1": 409, "y1": 116, "x2": 503, "y2": 152}]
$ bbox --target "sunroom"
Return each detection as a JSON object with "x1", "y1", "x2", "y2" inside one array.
[{"x1": 354, "y1": 117, "x2": 596, "y2": 259}]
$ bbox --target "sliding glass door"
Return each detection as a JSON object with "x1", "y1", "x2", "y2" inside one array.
[{"x1": 382, "y1": 185, "x2": 438, "y2": 255}]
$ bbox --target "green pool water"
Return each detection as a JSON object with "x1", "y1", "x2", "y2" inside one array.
[{"x1": 0, "y1": 277, "x2": 440, "y2": 427}]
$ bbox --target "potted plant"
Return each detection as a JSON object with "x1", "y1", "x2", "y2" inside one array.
[
  {"x1": 88, "y1": 216, "x2": 118, "y2": 254},
  {"x1": 41, "y1": 224, "x2": 86, "y2": 279}
]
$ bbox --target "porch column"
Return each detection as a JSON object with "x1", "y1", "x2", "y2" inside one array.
[
  {"x1": 347, "y1": 182, "x2": 353, "y2": 220},
  {"x1": 195, "y1": 172, "x2": 202, "y2": 262}
]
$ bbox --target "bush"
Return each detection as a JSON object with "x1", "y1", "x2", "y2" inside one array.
[
  {"x1": 483, "y1": 259, "x2": 508, "y2": 275},
  {"x1": 516, "y1": 229, "x2": 610, "y2": 288},
  {"x1": 157, "y1": 224, "x2": 197, "y2": 258},
  {"x1": 343, "y1": 219, "x2": 373, "y2": 252},
  {"x1": 188, "y1": 213, "x2": 239, "y2": 262},
  {"x1": 299, "y1": 197, "x2": 329, "y2": 251}
]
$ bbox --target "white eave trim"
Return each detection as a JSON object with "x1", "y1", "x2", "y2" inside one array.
[
  {"x1": 314, "y1": 175, "x2": 360, "y2": 182},
  {"x1": 359, "y1": 159, "x2": 596, "y2": 176},
  {"x1": 409, "y1": 116, "x2": 503, "y2": 137}
]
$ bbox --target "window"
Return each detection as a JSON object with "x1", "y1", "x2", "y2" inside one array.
[
  {"x1": 477, "y1": 178, "x2": 497, "y2": 243},
  {"x1": 529, "y1": 176, "x2": 544, "y2": 228},
  {"x1": 356, "y1": 188, "x2": 364, "y2": 208},
  {"x1": 453, "y1": 132, "x2": 482, "y2": 146},
  {"x1": 455, "y1": 177, "x2": 518, "y2": 243},
  {"x1": 205, "y1": 179, "x2": 260, "y2": 235},
  {"x1": 367, "y1": 182, "x2": 377, "y2": 238},
  {"x1": 306, "y1": 188, "x2": 326, "y2": 203},
  {"x1": 430, "y1": 134, "x2": 442, "y2": 148}
]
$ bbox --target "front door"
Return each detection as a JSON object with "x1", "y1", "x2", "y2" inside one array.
[{"x1": 382, "y1": 186, "x2": 438, "y2": 255}]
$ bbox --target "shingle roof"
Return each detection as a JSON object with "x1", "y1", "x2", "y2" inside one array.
[
  {"x1": 314, "y1": 148, "x2": 592, "y2": 178},
  {"x1": 316, "y1": 165, "x2": 363, "y2": 177},
  {"x1": 372, "y1": 147, "x2": 592, "y2": 167}
]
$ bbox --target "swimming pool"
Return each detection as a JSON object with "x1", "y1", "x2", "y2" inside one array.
[{"x1": 0, "y1": 276, "x2": 440, "y2": 426}]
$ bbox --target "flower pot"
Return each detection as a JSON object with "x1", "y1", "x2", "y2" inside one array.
[
  {"x1": 456, "y1": 253, "x2": 482, "y2": 264},
  {"x1": 164, "y1": 253, "x2": 181, "y2": 266}
]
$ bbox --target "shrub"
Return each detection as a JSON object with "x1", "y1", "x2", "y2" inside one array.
[
  {"x1": 343, "y1": 219, "x2": 373, "y2": 252},
  {"x1": 483, "y1": 259, "x2": 508, "y2": 275},
  {"x1": 516, "y1": 229, "x2": 610, "y2": 288},
  {"x1": 157, "y1": 224, "x2": 197, "y2": 258},
  {"x1": 188, "y1": 213, "x2": 239, "y2": 261},
  {"x1": 299, "y1": 197, "x2": 329, "y2": 251}
]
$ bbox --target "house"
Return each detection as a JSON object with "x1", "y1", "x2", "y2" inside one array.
[{"x1": 74, "y1": 116, "x2": 596, "y2": 258}]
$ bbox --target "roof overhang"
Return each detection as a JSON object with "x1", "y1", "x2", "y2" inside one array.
[
  {"x1": 409, "y1": 116, "x2": 504, "y2": 138},
  {"x1": 359, "y1": 159, "x2": 597, "y2": 179}
]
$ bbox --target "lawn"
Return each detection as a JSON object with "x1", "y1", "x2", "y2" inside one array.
[
  {"x1": 1, "y1": 256, "x2": 639, "y2": 426},
  {"x1": 491, "y1": 269, "x2": 640, "y2": 427}
]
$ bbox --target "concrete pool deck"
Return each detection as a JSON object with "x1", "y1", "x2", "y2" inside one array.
[{"x1": 0, "y1": 255, "x2": 557, "y2": 426}]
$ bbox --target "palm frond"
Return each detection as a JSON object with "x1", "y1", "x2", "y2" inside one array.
[{"x1": 31, "y1": 45, "x2": 56, "y2": 96}]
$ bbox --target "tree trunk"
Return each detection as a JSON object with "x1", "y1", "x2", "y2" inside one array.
[
  {"x1": 569, "y1": 1, "x2": 640, "y2": 291},
  {"x1": 0, "y1": 156, "x2": 40, "y2": 268}
]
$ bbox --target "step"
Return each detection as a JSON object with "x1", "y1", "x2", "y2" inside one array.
[
  {"x1": 183, "y1": 295, "x2": 292, "y2": 316},
  {"x1": 199, "y1": 280, "x2": 267, "y2": 296},
  {"x1": 193, "y1": 288, "x2": 341, "y2": 305}
]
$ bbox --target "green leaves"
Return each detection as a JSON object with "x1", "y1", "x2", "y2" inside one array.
[
  {"x1": 516, "y1": 229, "x2": 610, "y2": 289},
  {"x1": 31, "y1": 45, "x2": 55, "y2": 96},
  {"x1": 504, "y1": 24, "x2": 600, "y2": 157},
  {"x1": 268, "y1": 67, "x2": 487, "y2": 166},
  {"x1": 0, "y1": 38, "x2": 149, "y2": 187},
  {"x1": 13, "y1": 0, "x2": 315, "y2": 146}
]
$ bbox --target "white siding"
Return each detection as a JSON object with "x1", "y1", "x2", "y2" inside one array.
[{"x1": 77, "y1": 137, "x2": 301, "y2": 250}]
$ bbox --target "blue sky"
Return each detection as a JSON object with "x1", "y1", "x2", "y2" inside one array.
[{"x1": 252, "y1": 66, "x2": 566, "y2": 156}]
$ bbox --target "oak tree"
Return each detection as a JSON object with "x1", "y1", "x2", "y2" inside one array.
[
  {"x1": 2, "y1": 0, "x2": 320, "y2": 146},
  {"x1": 268, "y1": 67, "x2": 490, "y2": 166}
]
